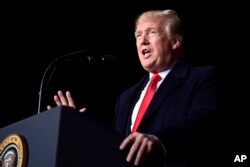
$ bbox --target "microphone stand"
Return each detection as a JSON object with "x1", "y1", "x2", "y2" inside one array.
[{"x1": 37, "y1": 50, "x2": 91, "y2": 114}]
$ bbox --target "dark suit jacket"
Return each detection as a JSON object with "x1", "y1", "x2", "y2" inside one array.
[{"x1": 114, "y1": 59, "x2": 225, "y2": 167}]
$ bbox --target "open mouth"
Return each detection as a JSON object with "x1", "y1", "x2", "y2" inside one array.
[{"x1": 142, "y1": 48, "x2": 152, "y2": 58}]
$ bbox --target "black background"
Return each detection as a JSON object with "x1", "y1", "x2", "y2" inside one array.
[{"x1": 1, "y1": 0, "x2": 249, "y2": 165}]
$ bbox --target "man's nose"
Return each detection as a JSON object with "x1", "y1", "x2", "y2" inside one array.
[{"x1": 141, "y1": 35, "x2": 150, "y2": 45}]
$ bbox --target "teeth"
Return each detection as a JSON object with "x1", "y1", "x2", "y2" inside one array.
[
  {"x1": 142, "y1": 49, "x2": 150, "y2": 54},
  {"x1": 143, "y1": 53, "x2": 151, "y2": 59}
]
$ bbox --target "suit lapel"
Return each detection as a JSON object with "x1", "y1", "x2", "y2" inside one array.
[
  {"x1": 124, "y1": 75, "x2": 149, "y2": 134},
  {"x1": 137, "y1": 60, "x2": 190, "y2": 131}
]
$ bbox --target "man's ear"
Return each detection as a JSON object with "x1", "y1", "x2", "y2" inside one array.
[{"x1": 171, "y1": 35, "x2": 182, "y2": 50}]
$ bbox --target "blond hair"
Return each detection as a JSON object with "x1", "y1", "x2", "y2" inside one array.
[{"x1": 135, "y1": 9, "x2": 183, "y2": 40}]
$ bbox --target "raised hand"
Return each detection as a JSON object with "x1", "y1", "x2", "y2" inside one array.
[{"x1": 47, "y1": 90, "x2": 86, "y2": 112}]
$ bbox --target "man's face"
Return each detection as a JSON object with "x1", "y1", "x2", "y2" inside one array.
[{"x1": 135, "y1": 16, "x2": 173, "y2": 73}]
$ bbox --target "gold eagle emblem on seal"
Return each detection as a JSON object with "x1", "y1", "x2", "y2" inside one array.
[{"x1": 0, "y1": 134, "x2": 27, "y2": 167}]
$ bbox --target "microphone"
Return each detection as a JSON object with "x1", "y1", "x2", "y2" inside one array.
[{"x1": 37, "y1": 50, "x2": 117, "y2": 114}]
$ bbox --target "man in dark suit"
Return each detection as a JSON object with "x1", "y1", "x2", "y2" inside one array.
[{"x1": 48, "y1": 9, "x2": 225, "y2": 167}]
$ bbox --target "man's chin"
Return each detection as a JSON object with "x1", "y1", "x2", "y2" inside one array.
[{"x1": 143, "y1": 65, "x2": 156, "y2": 73}]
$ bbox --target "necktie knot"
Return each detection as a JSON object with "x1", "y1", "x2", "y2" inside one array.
[{"x1": 150, "y1": 73, "x2": 162, "y2": 86}]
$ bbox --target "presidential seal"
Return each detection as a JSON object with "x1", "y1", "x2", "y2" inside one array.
[{"x1": 0, "y1": 134, "x2": 27, "y2": 167}]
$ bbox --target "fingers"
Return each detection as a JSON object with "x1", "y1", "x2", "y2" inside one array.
[
  {"x1": 66, "y1": 91, "x2": 76, "y2": 108},
  {"x1": 47, "y1": 105, "x2": 52, "y2": 110},
  {"x1": 53, "y1": 90, "x2": 76, "y2": 108},
  {"x1": 56, "y1": 90, "x2": 68, "y2": 106},
  {"x1": 120, "y1": 133, "x2": 142, "y2": 165},
  {"x1": 128, "y1": 136, "x2": 141, "y2": 162},
  {"x1": 120, "y1": 133, "x2": 135, "y2": 150},
  {"x1": 135, "y1": 138, "x2": 150, "y2": 165},
  {"x1": 120, "y1": 133, "x2": 161, "y2": 166},
  {"x1": 79, "y1": 108, "x2": 87, "y2": 112}
]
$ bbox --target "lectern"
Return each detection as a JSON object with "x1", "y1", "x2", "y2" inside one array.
[{"x1": 0, "y1": 106, "x2": 163, "y2": 167}]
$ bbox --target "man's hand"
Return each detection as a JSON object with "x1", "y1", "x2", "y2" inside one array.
[
  {"x1": 119, "y1": 132, "x2": 164, "y2": 166},
  {"x1": 47, "y1": 90, "x2": 86, "y2": 112}
]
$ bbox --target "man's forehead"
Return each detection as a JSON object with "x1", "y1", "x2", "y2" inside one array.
[{"x1": 135, "y1": 20, "x2": 161, "y2": 32}]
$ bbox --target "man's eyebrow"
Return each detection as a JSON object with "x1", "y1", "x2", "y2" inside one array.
[{"x1": 135, "y1": 27, "x2": 158, "y2": 33}]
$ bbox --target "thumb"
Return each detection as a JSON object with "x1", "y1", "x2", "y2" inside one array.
[{"x1": 79, "y1": 108, "x2": 87, "y2": 113}]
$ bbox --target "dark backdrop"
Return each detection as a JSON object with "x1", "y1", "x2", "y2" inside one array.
[{"x1": 1, "y1": 0, "x2": 249, "y2": 165}]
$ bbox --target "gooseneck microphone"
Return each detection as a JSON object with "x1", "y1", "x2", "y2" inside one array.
[{"x1": 37, "y1": 50, "x2": 117, "y2": 114}]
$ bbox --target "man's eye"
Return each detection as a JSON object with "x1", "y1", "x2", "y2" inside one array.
[
  {"x1": 149, "y1": 30, "x2": 157, "y2": 34},
  {"x1": 135, "y1": 34, "x2": 142, "y2": 38}
]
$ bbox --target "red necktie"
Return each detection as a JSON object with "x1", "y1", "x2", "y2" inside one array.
[{"x1": 132, "y1": 73, "x2": 162, "y2": 133}]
